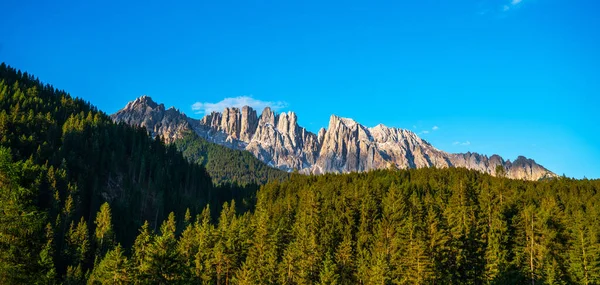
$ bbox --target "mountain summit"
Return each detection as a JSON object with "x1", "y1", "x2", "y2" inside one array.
[{"x1": 112, "y1": 96, "x2": 556, "y2": 180}]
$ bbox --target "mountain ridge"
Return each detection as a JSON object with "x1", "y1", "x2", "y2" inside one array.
[{"x1": 112, "y1": 96, "x2": 556, "y2": 180}]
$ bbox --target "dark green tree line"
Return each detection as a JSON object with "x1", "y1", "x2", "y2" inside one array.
[{"x1": 81, "y1": 168, "x2": 600, "y2": 285}]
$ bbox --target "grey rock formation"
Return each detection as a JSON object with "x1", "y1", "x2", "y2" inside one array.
[
  {"x1": 112, "y1": 96, "x2": 556, "y2": 181},
  {"x1": 247, "y1": 110, "x2": 319, "y2": 171},
  {"x1": 111, "y1": 96, "x2": 190, "y2": 144},
  {"x1": 240, "y1": 106, "x2": 258, "y2": 142}
]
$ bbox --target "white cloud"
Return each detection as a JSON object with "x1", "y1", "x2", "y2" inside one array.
[
  {"x1": 191, "y1": 96, "x2": 287, "y2": 114},
  {"x1": 413, "y1": 125, "x2": 417, "y2": 129},
  {"x1": 503, "y1": 0, "x2": 523, "y2": 12},
  {"x1": 453, "y1": 141, "x2": 471, "y2": 146},
  {"x1": 432, "y1": 126, "x2": 439, "y2": 131},
  {"x1": 420, "y1": 130, "x2": 430, "y2": 135}
]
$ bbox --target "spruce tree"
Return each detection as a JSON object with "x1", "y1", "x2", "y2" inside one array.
[
  {"x1": 87, "y1": 245, "x2": 130, "y2": 284},
  {"x1": 94, "y1": 202, "x2": 114, "y2": 258},
  {"x1": 319, "y1": 253, "x2": 339, "y2": 285}
]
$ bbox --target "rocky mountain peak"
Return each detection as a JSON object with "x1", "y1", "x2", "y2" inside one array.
[
  {"x1": 127, "y1": 95, "x2": 159, "y2": 109},
  {"x1": 276, "y1": 111, "x2": 299, "y2": 136},
  {"x1": 372, "y1": 123, "x2": 387, "y2": 130},
  {"x1": 111, "y1": 96, "x2": 189, "y2": 144},
  {"x1": 259, "y1": 107, "x2": 277, "y2": 126},
  {"x1": 329, "y1": 114, "x2": 359, "y2": 129},
  {"x1": 112, "y1": 97, "x2": 557, "y2": 181},
  {"x1": 512, "y1": 155, "x2": 534, "y2": 165}
]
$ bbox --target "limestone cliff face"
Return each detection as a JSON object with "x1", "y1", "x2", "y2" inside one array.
[
  {"x1": 112, "y1": 96, "x2": 556, "y2": 181},
  {"x1": 246, "y1": 108, "x2": 319, "y2": 171},
  {"x1": 316, "y1": 116, "x2": 448, "y2": 174},
  {"x1": 111, "y1": 96, "x2": 190, "y2": 144}
]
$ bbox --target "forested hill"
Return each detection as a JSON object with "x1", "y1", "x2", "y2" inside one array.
[
  {"x1": 174, "y1": 131, "x2": 289, "y2": 186},
  {"x1": 82, "y1": 168, "x2": 597, "y2": 284},
  {"x1": 0, "y1": 63, "x2": 254, "y2": 283}
]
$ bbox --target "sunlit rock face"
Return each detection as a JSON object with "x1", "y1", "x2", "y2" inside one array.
[{"x1": 113, "y1": 96, "x2": 556, "y2": 181}]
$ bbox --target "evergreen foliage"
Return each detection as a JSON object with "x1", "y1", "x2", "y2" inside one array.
[
  {"x1": 2, "y1": 63, "x2": 600, "y2": 284},
  {"x1": 175, "y1": 131, "x2": 289, "y2": 186},
  {"x1": 0, "y1": 63, "x2": 256, "y2": 283}
]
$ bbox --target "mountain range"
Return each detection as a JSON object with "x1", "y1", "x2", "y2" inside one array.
[{"x1": 112, "y1": 96, "x2": 556, "y2": 181}]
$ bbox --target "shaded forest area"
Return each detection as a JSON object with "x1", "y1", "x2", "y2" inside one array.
[
  {"x1": 174, "y1": 131, "x2": 289, "y2": 187},
  {"x1": 1, "y1": 63, "x2": 599, "y2": 284},
  {"x1": 0, "y1": 63, "x2": 257, "y2": 283}
]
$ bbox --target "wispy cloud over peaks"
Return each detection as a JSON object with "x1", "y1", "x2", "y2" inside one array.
[
  {"x1": 417, "y1": 125, "x2": 438, "y2": 135},
  {"x1": 191, "y1": 96, "x2": 287, "y2": 114},
  {"x1": 453, "y1": 141, "x2": 471, "y2": 146}
]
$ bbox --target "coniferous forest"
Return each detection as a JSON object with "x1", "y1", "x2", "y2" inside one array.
[
  {"x1": 1, "y1": 63, "x2": 600, "y2": 285},
  {"x1": 174, "y1": 131, "x2": 289, "y2": 187}
]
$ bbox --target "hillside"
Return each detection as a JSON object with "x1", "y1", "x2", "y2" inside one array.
[
  {"x1": 0, "y1": 63, "x2": 252, "y2": 283},
  {"x1": 174, "y1": 131, "x2": 289, "y2": 186}
]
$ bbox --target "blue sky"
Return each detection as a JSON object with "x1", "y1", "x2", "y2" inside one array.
[{"x1": 1, "y1": 0, "x2": 599, "y2": 178}]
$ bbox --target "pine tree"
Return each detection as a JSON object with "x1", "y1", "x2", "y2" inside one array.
[
  {"x1": 355, "y1": 187, "x2": 378, "y2": 284},
  {"x1": 568, "y1": 207, "x2": 596, "y2": 285},
  {"x1": 319, "y1": 253, "x2": 339, "y2": 285},
  {"x1": 423, "y1": 201, "x2": 451, "y2": 284},
  {"x1": 232, "y1": 263, "x2": 254, "y2": 285},
  {"x1": 368, "y1": 251, "x2": 390, "y2": 285},
  {"x1": 38, "y1": 223, "x2": 57, "y2": 284},
  {"x1": 145, "y1": 212, "x2": 185, "y2": 284},
  {"x1": 194, "y1": 206, "x2": 216, "y2": 283},
  {"x1": 64, "y1": 217, "x2": 90, "y2": 284},
  {"x1": 94, "y1": 202, "x2": 114, "y2": 258},
  {"x1": 378, "y1": 182, "x2": 406, "y2": 284},
  {"x1": 178, "y1": 217, "x2": 199, "y2": 282},
  {"x1": 0, "y1": 147, "x2": 46, "y2": 284},
  {"x1": 239, "y1": 198, "x2": 278, "y2": 284},
  {"x1": 279, "y1": 242, "x2": 302, "y2": 285},
  {"x1": 538, "y1": 197, "x2": 571, "y2": 284},
  {"x1": 444, "y1": 178, "x2": 485, "y2": 284},
  {"x1": 481, "y1": 180, "x2": 512, "y2": 283},
  {"x1": 87, "y1": 245, "x2": 130, "y2": 284},
  {"x1": 334, "y1": 232, "x2": 355, "y2": 284},
  {"x1": 293, "y1": 188, "x2": 322, "y2": 285},
  {"x1": 397, "y1": 188, "x2": 434, "y2": 285},
  {"x1": 184, "y1": 208, "x2": 192, "y2": 226},
  {"x1": 131, "y1": 221, "x2": 153, "y2": 282},
  {"x1": 517, "y1": 203, "x2": 544, "y2": 285}
]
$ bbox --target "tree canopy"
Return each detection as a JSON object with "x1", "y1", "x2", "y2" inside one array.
[{"x1": 1, "y1": 63, "x2": 599, "y2": 284}]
